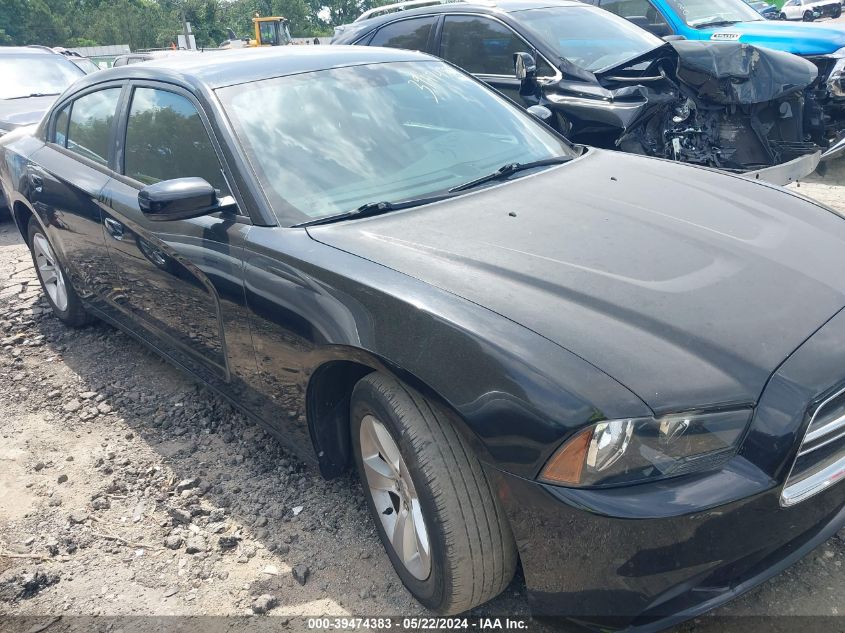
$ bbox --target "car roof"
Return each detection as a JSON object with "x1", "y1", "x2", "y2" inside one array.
[
  {"x1": 358, "y1": 0, "x2": 582, "y2": 17},
  {"x1": 0, "y1": 46, "x2": 62, "y2": 56},
  {"x1": 71, "y1": 46, "x2": 434, "y2": 91},
  {"x1": 335, "y1": 0, "x2": 585, "y2": 40}
]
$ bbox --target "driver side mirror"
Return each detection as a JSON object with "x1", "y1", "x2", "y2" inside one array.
[
  {"x1": 514, "y1": 52, "x2": 537, "y2": 81},
  {"x1": 138, "y1": 177, "x2": 222, "y2": 222}
]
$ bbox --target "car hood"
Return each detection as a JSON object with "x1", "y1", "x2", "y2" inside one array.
[
  {"x1": 697, "y1": 21, "x2": 845, "y2": 55},
  {"x1": 599, "y1": 41, "x2": 818, "y2": 105},
  {"x1": 0, "y1": 96, "x2": 56, "y2": 130},
  {"x1": 308, "y1": 149, "x2": 845, "y2": 414}
]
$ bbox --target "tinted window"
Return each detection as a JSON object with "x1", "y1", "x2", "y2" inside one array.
[
  {"x1": 66, "y1": 88, "x2": 121, "y2": 165},
  {"x1": 219, "y1": 61, "x2": 575, "y2": 223},
  {"x1": 440, "y1": 16, "x2": 526, "y2": 76},
  {"x1": 124, "y1": 88, "x2": 228, "y2": 193},
  {"x1": 370, "y1": 16, "x2": 437, "y2": 50}
]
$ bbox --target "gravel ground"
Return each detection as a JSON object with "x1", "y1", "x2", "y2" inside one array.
[{"x1": 0, "y1": 165, "x2": 844, "y2": 633}]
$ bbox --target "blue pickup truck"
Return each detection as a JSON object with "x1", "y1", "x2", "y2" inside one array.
[{"x1": 583, "y1": 0, "x2": 845, "y2": 156}]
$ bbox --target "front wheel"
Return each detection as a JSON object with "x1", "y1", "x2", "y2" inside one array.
[
  {"x1": 350, "y1": 373, "x2": 517, "y2": 614},
  {"x1": 803, "y1": 9, "x2": 816, "y2": 20},
  {"x1": 28, "y1": 218, "x2": 91, "y2": 327}
]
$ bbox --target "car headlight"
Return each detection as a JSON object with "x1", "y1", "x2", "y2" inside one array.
[
  {"x1": 539, "y1": 409, "x2": 753, "y2": 487},
  {"x1": 829, "y1": 47, "x2": 845, "y2": 98}
]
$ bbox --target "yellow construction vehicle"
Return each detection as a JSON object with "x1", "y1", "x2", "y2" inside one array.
[{"x1": 219, "y1": 14, "x2": 292, "y2": 49}]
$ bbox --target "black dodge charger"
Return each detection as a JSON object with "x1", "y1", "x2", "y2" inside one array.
[{"x1": 1, "y1": 46, "x2": 844, "y2": 630}]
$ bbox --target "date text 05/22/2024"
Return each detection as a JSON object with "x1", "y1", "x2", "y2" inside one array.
[{"x1": 306, "y1": 618, "x2": 530, "y2": 630}]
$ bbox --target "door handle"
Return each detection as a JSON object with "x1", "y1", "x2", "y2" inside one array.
[
  {"x1": 104, "y1": 217, "x2": 124, "y2": 241},
  {"x1": 29, "y1": 173, "x2": 43, "y2": 192}
]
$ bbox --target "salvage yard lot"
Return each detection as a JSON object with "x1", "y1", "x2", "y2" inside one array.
[{"x1": 1, "y1": 166, "x2": 844, "y2": 630}]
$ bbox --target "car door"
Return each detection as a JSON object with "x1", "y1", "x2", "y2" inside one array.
[
  {"x1": 435, "y1": 14, "x2": 555, "y2": 106},
  {"x1": 98, "y1": 82, "x2": 253, "y2": 385},
  {"x1": 26, "y1": 84, "x2": 125, "y2": 311}
]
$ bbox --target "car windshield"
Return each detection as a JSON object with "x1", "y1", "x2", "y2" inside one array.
[
  {"x1": 516, "y1": 6, "x2": 664, "y2": 72},
  {"x1": 0, "y1": 54, "x2": 84, "y2": 100},
  {"x1": 217, "y1": 61, "x2": 575, "y2": 223},
  {"x1": 666, "y1": 0, "x2": 763, "y2": 27}
]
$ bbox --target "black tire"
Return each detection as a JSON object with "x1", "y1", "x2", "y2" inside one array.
[
  {"x1": 779, "y1": 11, "x2": 788, "y2": 18},
  {"x1": 834, "y1": 6, "x2": 842, "y2": 17},
  {"x1": 803, "y1": 10, "x2": 815, "y2": 20},
  {"x1": 27, "y1": 218, "x2": 91, "y2": 327},
  {"x1": 350, "y1": 373, "x2": 517, "y2": 615}
]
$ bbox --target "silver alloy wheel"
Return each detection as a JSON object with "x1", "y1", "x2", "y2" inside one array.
[
  {"x1": 32, "y1": 233, "x2": 68, "y2": 312},
  {"x1": 359, "y1": 414, "x2": 431, "y2": 580}
]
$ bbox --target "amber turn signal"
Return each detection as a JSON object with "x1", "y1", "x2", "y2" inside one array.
[{"x1": 539, "y1": 426, "x2": 593, "y2": 485}]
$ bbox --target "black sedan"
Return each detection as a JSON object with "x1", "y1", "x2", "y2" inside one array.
[
  {"x1": 1, "y1": 47, "x2": 844, "y2": 629},
  {"x1": 333, "y1": 0, "x2": 833, "y2": 180}
]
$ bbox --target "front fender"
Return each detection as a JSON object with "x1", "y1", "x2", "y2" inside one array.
[{"x1": 243, "y1": 227, "x2": 652, "y2": 479}]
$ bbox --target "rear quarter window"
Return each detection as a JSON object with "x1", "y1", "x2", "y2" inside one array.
[{"x1": 370, "y1": 16, "x2": 438, "y2": 51}]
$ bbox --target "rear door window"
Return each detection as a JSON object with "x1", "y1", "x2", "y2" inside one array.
[
  {"x1": 370, "y1": 16, "x2": 438, "y2": 50},
  {"x1": 65, "y1": 88, "x2": 121, "y2": 165}
]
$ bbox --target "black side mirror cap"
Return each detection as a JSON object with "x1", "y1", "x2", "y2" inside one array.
[
  {"x1": 514, "y1": 52, "x2": 537, "y2": 80},
  {"x1": 138, "y1": 177, "x2": 220, "y2": 221}
]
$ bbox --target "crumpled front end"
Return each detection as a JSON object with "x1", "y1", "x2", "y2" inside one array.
[{"x1": 571, "y1": 41, "x2": 825, "y2": 172}]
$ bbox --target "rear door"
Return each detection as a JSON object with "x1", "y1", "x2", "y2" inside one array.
[
  {"x1": 99, "y1": 82, "x2": 252, "y2": 384},
  {"x1": 27, "y1": 84, "x2": 124, "y2": 310}
]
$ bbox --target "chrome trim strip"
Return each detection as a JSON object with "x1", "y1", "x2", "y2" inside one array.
[
  {"x1": 799, "y1": 426, "x2": 845, "y2": 456},
  {"x1": 780, "y1": 455, "x2": 845, "y2": 507},
  {"x1": 781, "y1": 385, "x2": 845, "y2": 506},
  {"x1": 805, "y1": 411, "x2": 845, "y2": 444}
]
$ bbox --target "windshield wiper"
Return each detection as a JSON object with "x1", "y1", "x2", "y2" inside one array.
[
  {"x1": 449, "y1": 157, "x2": 571, "y2": 193},
  {"x1": 691, "y1": 19, "x2": 741, "y2": 28},
  {"x1": 295, "y1": 192, "x2": 457, "y2": 227},
  {"x1": 4, "y1": 92, "x2": 61, "y2": 100}
]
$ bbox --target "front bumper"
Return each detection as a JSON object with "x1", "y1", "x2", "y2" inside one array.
[
  {"x1": 742, "y1": 150, "x2": 821, "y2": 184},
  {"x1": 488, "y1": 308, "x2": 845, "y2": 630},
  {"x1": 488, "y1": 466, "x2": 845, "y2": 631}
]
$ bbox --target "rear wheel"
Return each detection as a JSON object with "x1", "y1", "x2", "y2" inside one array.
[
  {"x1": 834, "y1": 6, "x2": 842, "y2": 17},
  {"x1": 350, "y1": 373, "x2": 517, "y2": 614},
  {"x1": 779, "y1": 10, "x2": 788, "y2": 18},
  {"x1": 27, "y1": 218, "x2": 91, "y2": 327}
]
